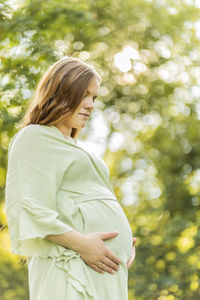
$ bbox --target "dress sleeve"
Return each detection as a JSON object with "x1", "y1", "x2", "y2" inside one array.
[{"x1": 5, "y1": 126, "x2": 74, "y2": 256}]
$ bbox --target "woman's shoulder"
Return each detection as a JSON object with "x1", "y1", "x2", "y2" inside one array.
[
  {"x1": 13, "y1": 124, "x2": 45, "y2": 141},
  {"x1": 8, "y1": 124, "x2": 47, "y2": 152}
]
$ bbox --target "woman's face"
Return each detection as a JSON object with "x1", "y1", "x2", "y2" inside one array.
[{"x1": 65, "y1": 76, "x2": 100, "y2": 129}]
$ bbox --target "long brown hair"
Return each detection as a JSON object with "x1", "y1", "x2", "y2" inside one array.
[{"x1": 18, "y1": 56, "x2": 101, "y2": 138}]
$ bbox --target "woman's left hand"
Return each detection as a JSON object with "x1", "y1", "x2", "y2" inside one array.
[{"x1": 127, "y1": 237, "x2": 137, "y2": 269}]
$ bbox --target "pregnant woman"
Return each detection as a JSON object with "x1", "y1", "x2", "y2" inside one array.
[{"x1": 5, "y1": 57, "x2": 136, "y2": 300}]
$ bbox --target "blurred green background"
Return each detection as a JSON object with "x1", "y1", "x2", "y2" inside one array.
[{"x1": 1, "y1": 0, "x2": 200, "y2": 299}]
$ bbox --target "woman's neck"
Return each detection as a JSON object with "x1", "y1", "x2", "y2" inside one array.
[{"x1": 54, "y1": 124, "x2": 72, "y2": 137}]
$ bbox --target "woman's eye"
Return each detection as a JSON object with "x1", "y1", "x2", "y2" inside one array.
[{"x1": 85, "y1": 91, "x2": 97, "y2": 101}]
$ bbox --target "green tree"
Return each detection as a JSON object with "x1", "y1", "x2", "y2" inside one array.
[{"x1": 1, "y1": 0, "x2": 200, "y2": 299}]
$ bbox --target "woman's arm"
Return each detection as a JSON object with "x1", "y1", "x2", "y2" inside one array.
[
  {"x1": 46, "y1": 230, "x2": 85, "y2": 252},
  {"x1": 46, "y1": 230, "x2": 122, "y2": 274}
]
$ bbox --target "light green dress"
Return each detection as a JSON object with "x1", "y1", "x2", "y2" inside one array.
[{"x1": 5, "y1": 124, "x2": 133, "y2": 300}]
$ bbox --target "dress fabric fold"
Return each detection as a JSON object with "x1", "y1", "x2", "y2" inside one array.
[{"x1": 5, "y1": 124, "x2": 133, "y2": 300}]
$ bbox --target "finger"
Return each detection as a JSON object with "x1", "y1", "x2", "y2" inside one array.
[
  {"x1": 106, "y1": 250, "x2": 121, "y2": 265},
  {"x1": 98, "y1": 262, "x2": 116, "y2": 274},
  {"x1": 90, "y1": 263, "x2": 105, "y2": 274},
  {"x1": 127, "y1": 246, "x2": 136, "y2": 262},
  {"x1": 129, "y1": 252, "x2": 135, "y2": 262},
  {"x1": 127, "y1": 255, "x2": 135, "y2": 268},
  {"x1": 127, "y1": 253, "x2": 135, "y2": 267},
  {"x1": 100, "y1": 231, "x2": 119, "y2": 241},
  {"x1": 127, "y1": 250, "x2": 136, "y2": 268},
  {"x1": 102, "y1": 256, "x2": 120, "y2": 271},
  {"x1": 127, "y1": 260, "x2": 133, "y2": 269},
  {"x1": 132, "y1": 237, "x2": 137, "y2": 245},
  {"x1": 130, "y1": 247, "x2": 136, "y2": 259}
]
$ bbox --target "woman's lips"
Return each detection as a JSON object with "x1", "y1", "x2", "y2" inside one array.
[{"x1": 79, "y1": 113, "x2": 90, "y2": 118}]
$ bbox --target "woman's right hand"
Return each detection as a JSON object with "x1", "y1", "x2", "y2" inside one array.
[{"x1": 78, "y1": 231, "x2": 122, "y2": 274}]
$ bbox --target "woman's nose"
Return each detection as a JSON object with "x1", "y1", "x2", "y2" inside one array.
[{"x1": 85, "y1": 99, "x2": 95, "y2": 110}]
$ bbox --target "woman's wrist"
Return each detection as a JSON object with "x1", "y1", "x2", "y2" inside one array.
[
  {"x1": 63, "y1": 229, "x2": 87, "y2": 253},
  {"x1": 46, "y1": 229, "x2": 87, "y2": 253}
]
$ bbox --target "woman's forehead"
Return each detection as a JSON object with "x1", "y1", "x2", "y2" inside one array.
[{"x1": 87, "y1": 78, "x2": 99, "y2": 94}]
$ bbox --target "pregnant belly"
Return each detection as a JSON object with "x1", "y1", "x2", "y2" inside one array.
[{"x1": 76, "y1": 199, "x2": 133, "y2": 262}]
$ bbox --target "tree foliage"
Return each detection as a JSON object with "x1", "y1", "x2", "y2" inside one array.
[{"x1": 1, "y1": 0, "x2": 200, "y2": 299}]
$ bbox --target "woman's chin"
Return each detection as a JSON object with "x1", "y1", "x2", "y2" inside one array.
[
  {"x1": 80, "y1": 120, "x2": 88, "y2": 127},
  {"x1": 74, "y1": 121, "x2": 87, "y2": 128}
]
